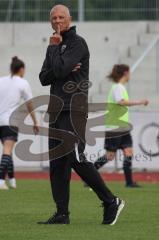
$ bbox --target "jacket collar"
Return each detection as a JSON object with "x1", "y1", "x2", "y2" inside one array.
[{"x1": 61, "y1": 26, "x2": 76, "y2": 40}]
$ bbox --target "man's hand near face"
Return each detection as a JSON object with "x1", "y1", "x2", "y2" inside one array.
[{"x1": 50, "y1": 25, "x2": 62, "y2": 45}]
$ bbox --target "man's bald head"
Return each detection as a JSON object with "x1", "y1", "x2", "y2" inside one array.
[
  {"x1": 50, "y1": 4, "x2": 72, "y2": 33},
  {"x1": 50, "y1": 5, "x2": 71, "y2": 17}
]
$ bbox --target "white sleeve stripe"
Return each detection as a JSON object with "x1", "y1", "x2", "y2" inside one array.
[{"x1": 75, "y1": 143, "x2": 80, "y2": 162}]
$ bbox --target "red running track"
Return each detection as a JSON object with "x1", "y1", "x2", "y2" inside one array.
[{"x1": 15, "y1": 171, "x2": 159, "y2": 183}]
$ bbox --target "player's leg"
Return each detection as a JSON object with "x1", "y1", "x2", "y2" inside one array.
[
  {"x1": 71, "y1": 113, "x2": 125, "y2": 225},
  {"x1": 0, "y1": 126, "x2": 18, "y2": 189},
  {"x1": 71, "y1": 141, "x2": 125, "y2": 225},
  {"x1": 123, "y1": 147, "x2": 141, "y2": 187},
  {"x1": 72, "y1": 133, "x2": 115, "y2": 204},
  {"x1": 123, "y1": 147, "x2": 134, "y2": 186},
  {"x1": 83, "y1": 151, "x2": 115, "y2": 188},
  {"x1": 122, "y1": 133, "x2": 141, "y2": 187},
  {"x1": 38, "y1": 112, "x2": 72, "y2": 224},
  {"x1": 94, "y1": 154, "x2": 108, "y2": 170},
  {"x1": 49, "y1": 142, "x2": 72, "y2": 216},
  {"x1": 72, "y1": 155, "x2": 115, "y2": 204},
  {"x1": 94, "y1": 133, "x2": 119, "y2": 170},
  {"x1": 38, "y1": 141, "x2": 71, "y2": 224},
  {"x1": 2, "y1": 143, "x2": 16, "y2": 188},
  {"x1": 7, "y1": 154, "x2": 16, "y2": 186},
  {"x1": 83, "y1": 135, "x2": 117, "y2": 188},
  {"x1": 0, "y1": 139, "x2": 15, "y2": 190},
  {"x1": 94, "y1": 151, "x2": 116, "y2": 170}
]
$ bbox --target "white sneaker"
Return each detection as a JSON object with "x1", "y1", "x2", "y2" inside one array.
[
  {"x1": 0, "y1": 180, "x2": 9, "y2": 190},
  {"x1": 8, "y1": 178, "x2": 17, "y2": 189}
]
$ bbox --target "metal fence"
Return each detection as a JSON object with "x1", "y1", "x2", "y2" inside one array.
[{"x1": 0, "y1": 0, "x2": 159, "y2": 22}]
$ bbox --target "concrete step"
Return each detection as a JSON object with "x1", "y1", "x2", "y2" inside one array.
[
  {"x1": 91, "y1": 94, "x2": 106, "y2": 103},
  {"x1": 0, "y1": 46, "x2": 46, "y2": 68},
  {"x1": 132, "y1": 69, "x2": 156, "y2": 80},
  {"x1": 89, "y1": 82, "x2": 100, "y2": 95},
  {"x1": 0, "y1": 45, "x2": 49, "y2": 96},
  {"x1": 138, "y1": 33, "x2": 158, "y2": 45},
  {"x1": 121, "y1": 56, "x2": 157, "y2": 69},
  {"x1": 0, "y1": 21, "x2": 146, "y2": 46},
  {"x1": 119, "y1": 57, "x2": 135, "y2": 66},
  {"x1": 0, "y1": 23, "x2": 51, "y2": 46},
  {"x1": 99, "y1": 80, "x2": 113, "y2": 94},
  {"x1": 148, "y1": 22, "x2": 159, "y2": 33},
  {"x1": 129, "y1": 84, "x2": 155, "y2": 92},
  {"x1": 99, "y1": 81, "x2": 155, "y2": 98},
  {"x1": 130, "y1": 45, "x2": 156, "y2": 58}
]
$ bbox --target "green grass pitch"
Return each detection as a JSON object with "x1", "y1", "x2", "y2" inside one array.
[{"x1": 0, "y1": 180, "x2": 158, "y2": 240}]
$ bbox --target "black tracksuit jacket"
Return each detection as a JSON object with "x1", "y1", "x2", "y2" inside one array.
[
  {"x1": 39, "y1": 27, "x2": 115, "y2": 209},
  {"x1": 39, "y1": 26, "x2": 90, "y2": 114}
]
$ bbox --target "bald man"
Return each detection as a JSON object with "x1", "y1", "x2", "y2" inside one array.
[{"x1": 39, "y1": 4, "x2": 125, "y2": 225}]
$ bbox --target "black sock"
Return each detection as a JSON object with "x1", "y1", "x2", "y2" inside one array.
[
  {"x1": 123, "y1": 156, "x2": 133, "y2": 185},
  {"x1": 7, "y1": 155, "x2": 14, "y2": 179},
  {"x1": 94, "y1": 155, "x2": 108, "y2": 170},
  {"x1": 0, "y1": 154, "x2": 11, "y2": 180}
]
